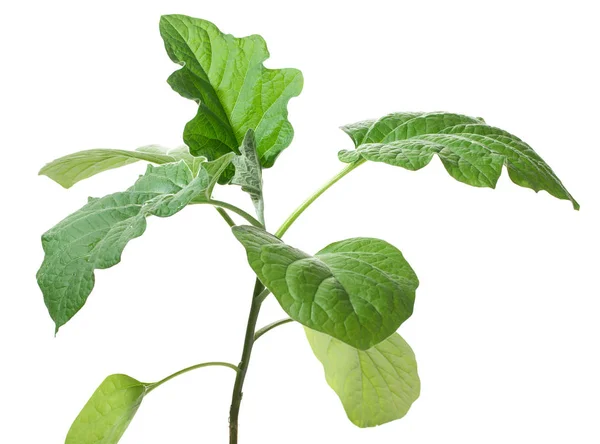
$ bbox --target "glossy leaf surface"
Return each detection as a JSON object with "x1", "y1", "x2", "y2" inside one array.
[
  {"x1": 160, "y1": 15, "x2": 303, "y2": 167},
  {"x1": 233, "y1": 226, "x2": 418, "y2": 349},
  {"x1": 340, "y1": 112, "x2": 579, "y2": 209}
]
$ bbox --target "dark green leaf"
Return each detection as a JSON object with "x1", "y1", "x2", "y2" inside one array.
[
  {"x1": 160, "y1": 15, "x2": 303, "y2": 167},
  {"x1": 38, "y1": 156, "x2": 232, "y2": 331},
  {"x1": 65, "y1": 374, "x2": 147, "y2": 444},
  {"x1": 339, "y1": 112, "x2": 579, "y2": 209},
  {"x1": 232, "y1": 226, "x2": 418, "y2": 350},
  {"x1": 231, "y1": 130, "x2": 264, "y2": 224},
  {"x1": 305, "y1": 328, "x2": 420, "y2": 427}
]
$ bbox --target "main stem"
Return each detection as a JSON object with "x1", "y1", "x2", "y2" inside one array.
[
  {"x1": 227, "y1": 158, "x2": 365, "y2": 443},
  {"x1": 228, "y1": 279, "x2": 265, "y2": 444}
]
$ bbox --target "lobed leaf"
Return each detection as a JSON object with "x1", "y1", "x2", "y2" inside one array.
[
  {"x1": 305, "y1": 328, "x2": 420, "y2": 427},
  {"x1": 65, "y1": 374, "x2": 147, "y2": 444},
  {"x1": 37, "y1": 156, "x2": 233, "y2": 331},
  {"x1": 160, "y1": 14, "x2": 303, "y2": 168},
  {"x1": 339, "y1": 112, "x2": 579, "y2": 209},
  {"x1": 232, "y1": 226, "x2": 418, "y2": 350},
  {"x1": 39, "y1": 145, "x2": 206, "y2": 188},
  {"x1": 231, "y1": 130, "x2": 264, "y2": 224}
]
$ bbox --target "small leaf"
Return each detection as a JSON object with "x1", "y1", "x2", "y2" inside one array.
[
  {"x1": 231, "y1": 130, "x2": 264, "y2": 224},
  {"x1": 160, "y1": 15, "x2": 303, "y2": 168},
  {"x1": 66, "y1": 374, "x2": 147, "y2": 444},
  {"x1": 39, "y1": 145, "x2": 206, "y2": 188},
  {"x1": 232, "y1": 226, "x2": 418, "y2": 350},
  {"x1": 339, "y1": 112, "x2": 579, "y2": 209},
  {"x1": 305, "y1": 328, "x2": 420, "y2": 427},
  {"x1": 38, "y1": 157, "x2": 232, "y2": 331}
]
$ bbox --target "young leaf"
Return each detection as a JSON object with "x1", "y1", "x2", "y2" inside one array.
[
  {"x1": 339, "y1": 112, "x2": 579, "y2": 209},
  {"x1": 305, "y1": 328, "x2": 420, "y2": 428},
  {"x1": 66, "y1": 374, "x2": 147, "y2": 444},
  {"x1": 160, "y1": 14, "x2": 303, "y2": 167},
  {"x1": 232, "y1": 226, "x2": 418, "y2": 350},
  {"x1": 38, "y1": 157, "x2": 232, "y2": 331},
  {"x1": 231, "y1": 130, "x2": 264, "y2": 224},
  {"x1": 39, "y1": 145, "x2": 206, "y2": 188}
]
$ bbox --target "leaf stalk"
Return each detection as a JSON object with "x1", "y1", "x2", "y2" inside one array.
[{"x1": 274, "y1": 159, "x2": 365, "y2": 238}]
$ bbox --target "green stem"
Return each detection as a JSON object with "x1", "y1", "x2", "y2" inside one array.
[
  {"x1": 229, "y1": 279, "x2": 265, "y2": 444},
  {"x1": 274, "y1": 159, "x2": 366, "y2": 238},
  {"x1": 254, "y1": 318, "x2": 294, "y2": 341},
  {"x1": 146, "y1": 361, "x2": 239, "y2": 394},
  {"x1": 195, "y1": 199, "x2": 263, "y2": 228},
  {"x1": 215, "y1": 207, "x2": 236, "y2": 227}
]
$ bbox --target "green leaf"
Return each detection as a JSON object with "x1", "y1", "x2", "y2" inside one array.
[
  {"x1": 160, "y1": 14, "x2": 303, "y2": 167},
  {"x1": 232, "y1": 226, "x2": 418, "y2": 350},
  {"x1": 38, "y1": 157, "x2": 232, "y2": 331},
  {"x1": 305, "y1": 328, "x2": 420, "y2": 428},
  {"x1": 339, "y1": 112, "x2": 579, "y2": 210},
  {"x1": 231, "y1": 130, "x2": 264, "y2": 224},
  {"x1": 39, "y1": 145, "x2": 206, "y2": 188},
  {"x1": 66, "y1": 374, "x2": 147, "y2": 444}
]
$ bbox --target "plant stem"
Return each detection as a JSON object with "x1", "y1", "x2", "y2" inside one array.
[
  {"x1": 274, "y1": 159, "x2": 365, "y2": 238},
  {"x1": 254, "y1": 318, "x2": 294, "y2": 341},
  {"x1": 194, "y1": 199, "x2": 264, "y2": 228},
  {"x1": 229, "y1": 279, "x2": 265, "y2": 444},
  {"x1": 146, "y1": 361, "x2": 239, "y2": 394},
  {"x1": 215, "y1": 207, "x2": 236, "y2": 227}
]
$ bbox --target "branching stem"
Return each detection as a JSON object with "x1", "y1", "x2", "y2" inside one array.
[
  {"x1": 254, "y1": 318, "x2": 294, "y2": 341},
  {"x1": 194, "y1": 199, "x2": 263, "y2": 228},
  {"x1": 275, "y1": 159, "x2": 365, "y2": 238},
  {"x1": 146, "y1": 361, "x2": 239, "y2": 394}
]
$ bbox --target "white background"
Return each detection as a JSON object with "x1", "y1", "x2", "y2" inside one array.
[{"x1": 1, "y1": 0, "x2": 599, "y2": 443}]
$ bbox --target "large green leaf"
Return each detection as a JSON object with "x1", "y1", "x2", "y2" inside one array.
[
  {"x1": 339, "y1": 112, "x2": 579, "y2": 209},
  {"x1": 305, "y1": 328, "x2": 420, "y2": 427},
  {"x1": 232, "y1": 226, "x2": 418, "y2": 350},
  {"x1": 231, "y1": 130, "x2": 264, "y2": 224},
  {"x1": 38, "y1": 156, "x2": 232, "y2": 331},
  {"x1": 160, "y1": 14, "x2": 303, "y2": 167},
  {"x1": 66, "y1": 374, "x2": 147, "y2": 444},
  {"x1": 39, "y1": 145, "x2": 206, "y2": 188}
]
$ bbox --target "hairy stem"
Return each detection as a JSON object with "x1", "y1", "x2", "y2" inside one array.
[
  {"x1": 275, "y1": 159, "x2": 365, "y2": 238},
  {"x1": 146, "y1": 361, "x2": 239, "y2": 394},
  {"x1": 254, "y1": 318, "x2": 294, "y2": 341},
  {"x1": 229, "y1": 279, "x2": 265, "y2": 444}
]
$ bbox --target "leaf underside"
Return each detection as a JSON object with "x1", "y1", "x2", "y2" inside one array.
[
  {"x1": 305, "y1": 328, "x2": 420, "y2": 427},
  {"x1": 339, "y1": 112, "x2": 579, "y2": 210},
  {"x1": 160, "y1": 14, "x2": 303, "y2": 168},
  {"x1": 37, "y1": 156, "x2": 233, "y2": 331},
  {"x1": 39, "y1": 145, "x2": 207, "y2": 188},
  {"x1": 232, "y1": 226, "x2": 419, "y2": 350},
  {"x1": 65, "y1": 374, "x2": 146, "y2": 444},
  {"x1": 231, "y1": 130, "x2": 265, "y2": 224}
]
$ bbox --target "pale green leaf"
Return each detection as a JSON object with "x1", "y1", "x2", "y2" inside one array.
[
  {"x1": 39, "y1": 145, "x2": 207, "y2": 188},
  {"x1": 232, "y1": 226, "x2": 418, "y2": 350},
  {"x1": 305, "y1": 328, "x2": 420, "y2": 427},
  {"x1": 66, "y1": 374, "x2": 147, "y2": 444},
  {"x1": 339, "y1": 112, "x2": 579, "y2": 209},
  {"x1": 160, "y1": 14, "x2": 303, "y2": 167},
  {"x1": 231, "y1": 130, "x2": 264, "y2": 224},
  {"x1": 38, "y1": 157, "x2": 232, "y2": 331}
]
